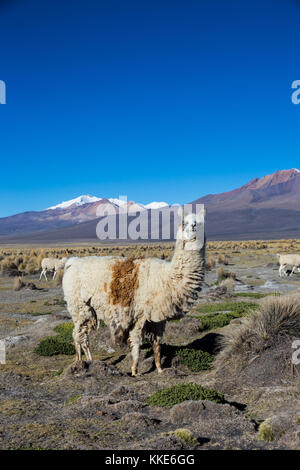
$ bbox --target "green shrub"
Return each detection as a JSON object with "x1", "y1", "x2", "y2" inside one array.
[
  {"x1": 174, "y1": 429, "x2": 198, "y2": 447},
  {"x1": 143, "y1": 343, "x2": 213, "y2": 371},
  {"x1": 195, "y1": 301, "x2": 259, "y2": 331},
  {"x1": 258, "y1": 421, "x2": 275, "y2": 442},
  {"x1": 177, "y1": 348, "x2": 214, "y2": 371},
  {"x1": 54, "y1": 322, "x2": 74, "y2": 341},
  {"x1": 34, "y1": 336, "x2": 75, "y2": 356},
  {"x1": 200, "y1": 311, "x2": 241, "y2": 330},
  {"x1": 147, "y1": 383, "x2": 224, "y2": 407},
  {"x1": 34, "y1": 322, "x2": 75, "y2": 356}
]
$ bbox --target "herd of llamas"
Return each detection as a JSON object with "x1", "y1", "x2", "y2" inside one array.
[{"x1": 37, "y1": 207, "x2": 300, "y2": 376}]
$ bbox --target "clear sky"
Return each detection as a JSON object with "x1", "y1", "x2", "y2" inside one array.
[{"x1": 0, "y1": 0, "x2": 300, "y2": 216}]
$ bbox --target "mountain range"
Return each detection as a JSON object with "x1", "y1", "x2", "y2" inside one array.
[{"x1": 1, "y1": 169, "x2": 300, "y2": 242}]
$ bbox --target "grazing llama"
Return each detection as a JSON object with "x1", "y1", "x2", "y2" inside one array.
[
  {"x1": 40, "y1": 257, "x2": 67, "y2": 281},
  {"x1": 277, "y1": 253, "x2": 300, "y2": 278}
]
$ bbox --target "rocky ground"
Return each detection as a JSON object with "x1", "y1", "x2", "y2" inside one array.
[{"x1": 0, "y1": 251, "x2": 299, "y2": 450}]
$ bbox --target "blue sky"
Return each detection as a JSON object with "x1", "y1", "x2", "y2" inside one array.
[{"x1": 0, "y1": 0, "x2": 300, "y2": 217}]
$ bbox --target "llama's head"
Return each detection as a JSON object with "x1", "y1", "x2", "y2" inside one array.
[{"x1": 176, "y1": 206, "x2": 205, "y2": 250}]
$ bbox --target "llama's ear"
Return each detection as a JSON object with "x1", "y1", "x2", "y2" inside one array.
[
  {"x1": 195, "y1": 205, "x2": 205, "y2": 224},
  {"x1": 177, "y1": 206, "x2": 184, "y2": 222}
]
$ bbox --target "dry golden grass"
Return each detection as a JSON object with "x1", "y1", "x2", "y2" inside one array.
[
  {"x1": 217, "y1": 253, "x2": 229, "y2": 265},
  {"x1": 13, "y1": 277, "x2": 25, "y2": 291},
  {"x1": 0, "y1": 238, "x2": 299, "y2": 278},
  {"x1": 216, "y1": 294, "x2": 300, "y2": 370},
  {"x1": 217, "y1": 266, "x2": 236, "y2": 281},
  {"x1": 206, "y1": 256, "x2": 216, "y2": 271}
]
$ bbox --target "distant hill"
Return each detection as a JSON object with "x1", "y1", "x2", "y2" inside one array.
[
  {"x1": 191, "y1": 168, "x2": 300, "y2": 239},
  {"x1": 1, "y1": 169, "x2": 300, "y2": 243}
]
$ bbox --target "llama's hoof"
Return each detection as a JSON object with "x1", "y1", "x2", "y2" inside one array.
[{"x1": 157, "y1": 368, "x2": 163, "y2": 374}]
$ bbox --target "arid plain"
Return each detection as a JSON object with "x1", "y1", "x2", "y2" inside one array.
[{"x1": 0, "y1": 240, "x2": 299, "y2": 450}]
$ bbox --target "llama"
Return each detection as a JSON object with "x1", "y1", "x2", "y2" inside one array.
[
  {"x1": 40, "y1": 257, "x2": 67, "y2": 281},
  {"x1": 62, "y1": 206, "x2": 206, "y2": 376},
  {"x1": 276, "y1": 253, "x2": 300, "y2": 278}
]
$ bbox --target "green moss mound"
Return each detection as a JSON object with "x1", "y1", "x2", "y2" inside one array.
[
  {"x1": 197, "y1": 301, "x2": 258, "y2": 314},
  {"x1": 144, "y1": 343, "x2": 214, "y2": 372},
  {"x1": 195, "y1": 301, "x2": 259, "y2": 331},
  {"x1": 34, "y1": 322, "x2": 75, "y2": 356},
  {"x1": 177, "y1": 348, "x2": 214, "y2": 371},
  {"x1": 200, "y1": 311, "x2": 241, "y2": 330},
  {"x1": 147, "y1": 383, "x2": 224, "y2": 407},
  {"x1": 54, "y1": 322, "x2": 74, "y2": 341}
]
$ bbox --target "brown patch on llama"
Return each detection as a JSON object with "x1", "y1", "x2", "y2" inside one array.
[{"x1": 109, "y1": 257, "x2": 140, "y2": 309}]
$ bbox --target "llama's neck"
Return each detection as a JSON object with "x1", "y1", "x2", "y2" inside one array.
[{"x1": 168, "y1": 237, "x2": 206, "y2": 318}]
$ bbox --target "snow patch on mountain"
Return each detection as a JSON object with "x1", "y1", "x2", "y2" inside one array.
[
  {"x1": 144, "y1": 201, "x2": 169, "y2": 209},
  {"x1": 47, "y1": 195, "x2": 101, "y2": 210},
  {"x1": 46, "y1": 195, "x2": 170, "y2": 212}
]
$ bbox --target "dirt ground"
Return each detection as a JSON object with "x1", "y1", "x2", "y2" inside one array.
[{"x1": 0, "y1": 244, "x2": 299, "y2": 450}]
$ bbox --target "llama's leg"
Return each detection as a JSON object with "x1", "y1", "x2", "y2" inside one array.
[
  {"x1": 129, "y1": 323, "x2": 144, "y2": 376},
  {"x1": 43, "y1": 270, "x2": 48, "y2": 281},
  {"x1": 53, "y1": 270, "x2": 57, "y2": 280},
  {"x1": 291, "y1": 266, "x2": 296, "y2": 277},
  {"x1": 72, "y1": 325, "x2": 82, "y2": 361},
  {"x1": 39, "y1": 270, "x2": 43, "y2": 280},
  {"x1": 153, "y1": 336, "x2": 163, "y2": 374},
  {"x1": 81, "y1": 331, "x2": 93, "y2": 361},
  {"x1": 131, "y1": 342, "x2": 140, "y2": 377},
  {"x1": 73, "y1": 323, "x2": 93, "y2": 361},
  {"x1": 279, "y1": 265, "x2": 285, "y2": 277},
  {"x1": 71, "y1": 303, "x2": 97, "y2": 361}
]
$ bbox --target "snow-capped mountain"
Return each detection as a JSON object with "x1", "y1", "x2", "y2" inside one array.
[
  {"x1": 47, "y1": 195, "x2": 101, "y2": 210},
  {"x1": 47, "y1": 195, "x2": 169, "y2": 212}
]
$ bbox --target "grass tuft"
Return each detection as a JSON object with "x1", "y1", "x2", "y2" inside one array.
[
  {"x1": 174, "y1": 428, "x2": 199, "y2": 447},
  {"x1": 216, "y1": 294, "x2": 300, "y2": 370},
  {"x1": 258, "y1": 421, "x2": 275, "y2": 442}
]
